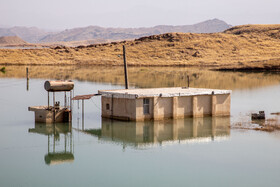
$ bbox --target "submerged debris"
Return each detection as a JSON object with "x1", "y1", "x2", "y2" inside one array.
[
  {"x1": 232, "y1": 114, "x2": 280, "y2": 132},
  {"x1": 251, "y1": 111, "x2": 265, "y2": 120}
]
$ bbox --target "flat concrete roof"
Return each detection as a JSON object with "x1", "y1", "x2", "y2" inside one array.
[{"x1": 98, "y1": 87, "x2": 231, "y2": 99}]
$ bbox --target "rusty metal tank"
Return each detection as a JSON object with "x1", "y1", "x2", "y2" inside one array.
[{"x1": 44, "y1": 80, "x2": 74, "y2": 92}]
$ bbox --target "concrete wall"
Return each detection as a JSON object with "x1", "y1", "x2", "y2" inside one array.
[
  {"x1": 31, "y1": 108, "x2": 67, "y2": 123},
  {"x1": 193, "y1": 95, "x2": 212, "y2": 117},
  {"x1": 176, "y1": 96, "x2": 193, "y2": 118},
  {"x1": 212, "y1": 94, "x2": 231, "y2": 116},
  {"x1": 101, "y1": 94, "x2": 231, "y2": 121},
  {"x1": 153, "y1": 97, "x2": 173, "y2": 120},
  {"x1": 101, "y1": 96, "x2": 136, "y2": 121},
  {"x1": 34, "y1": 110, "x2": 54, "y2": 123}
]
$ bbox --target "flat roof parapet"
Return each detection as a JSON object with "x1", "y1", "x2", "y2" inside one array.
[{"x1": 98, "y1": 87, "x2": 232, "y2": 99}]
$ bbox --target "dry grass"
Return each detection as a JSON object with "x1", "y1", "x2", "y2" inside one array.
[{"x1": 0, "y1": 24, "x2": 280, "y2": 68}]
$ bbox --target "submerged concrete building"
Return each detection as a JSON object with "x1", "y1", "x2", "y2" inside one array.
[{"x1": 99, "y1": 87, "x2": 231, "y2": 121}]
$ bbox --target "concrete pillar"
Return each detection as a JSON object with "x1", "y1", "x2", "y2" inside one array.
[
  {"x1": 212, "y1": 95, "x2": 217, "y2": 116},
  {"x1": 153, "y1": 97, "x2": 159, "y2": 120},
  {"x1": 172, "y1": 97, "x2": 178, "y2": 119},
  {"x1": 192, "y1": 96, "x2": 198, "y2": 117}
]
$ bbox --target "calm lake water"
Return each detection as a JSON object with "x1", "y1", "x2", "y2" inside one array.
[{"x1": 0, "y1": 66, "x2": 280, "y2": 187}]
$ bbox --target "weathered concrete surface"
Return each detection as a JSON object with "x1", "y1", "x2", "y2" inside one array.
[
  {"x1": 101, "y1": 97, "x2": 136, "y2": 121},
  {"x1": 28, "y1": 106, "x2": 71, "y2": 123},
  {"x1": 99, "y1": 87, "x2": 231, "y2": 99},
  {"x1": 100, "y1": 87, "x2": 231, "y2": 121}
]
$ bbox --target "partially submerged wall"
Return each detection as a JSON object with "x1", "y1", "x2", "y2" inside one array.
[
  {"x1": 101, "y1": 93, "x2": 230, "y2": 121},
  {"x1": 101, "y1": 96, "x2": 136, "y2": 121}
]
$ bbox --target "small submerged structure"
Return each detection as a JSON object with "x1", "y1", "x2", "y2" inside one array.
[
  {"x1": 99, "y1": 87, "x2": 231, "y2": 121},
  {"x1": 29, "y1": 80, "x2": 74, "y2": 123}
]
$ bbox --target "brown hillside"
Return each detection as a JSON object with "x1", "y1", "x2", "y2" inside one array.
[
  {"x1": 0, "y1": 36, "x2": 27, "y2": 45},
  {"x1": 0, "y1": 24, "x2": 280, "y2": 69},
  {"x1": 224, "y1": 24, "x2": 280, "y2": 39}
]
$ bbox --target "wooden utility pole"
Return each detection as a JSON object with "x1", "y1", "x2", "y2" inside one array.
[{"x1": 123, "y1": 45, "x2": 129, "y2": 89}]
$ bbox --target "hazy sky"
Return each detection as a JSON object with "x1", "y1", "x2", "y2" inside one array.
[{"x1": 0, "y1": 0, "x2": 279, "y2": 29}]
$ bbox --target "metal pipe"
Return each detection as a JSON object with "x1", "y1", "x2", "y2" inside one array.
[
  {"x1": 70, "y1": 91, "x2": 72, "y2": 111},
  {"x1": 48, "y1": 135, "x2": 50, "y2": 153},
  {"x1": 53, "y1": 92, "x2": 56, "y2": 123},
  {"x1": 111, "y1": 94, "x2": 114, "y2": 118},
  {"x1": 64, "y1": 91, "x2": 67, "y2": 107},
  {"x1": 48, "y1": 91, "x2": 50, "y2": 109},
  {"x1": 53, "y1": 92, "x2": 55, "y2": 107}
]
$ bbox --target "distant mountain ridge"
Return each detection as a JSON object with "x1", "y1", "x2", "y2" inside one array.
[
  {"x1": 0, "y1": 26, "x2": 51, "y2": 43},
  {"x1": 39, "y1": 19, "x2": 231, "y2": 43},
  {"x1": 0, "y1": 19, "x2": 231, "y2": 44}
]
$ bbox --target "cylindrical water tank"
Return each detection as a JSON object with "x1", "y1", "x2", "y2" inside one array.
[{"x1": 44, "y1": 80, "x2": 74, "y2": 92}]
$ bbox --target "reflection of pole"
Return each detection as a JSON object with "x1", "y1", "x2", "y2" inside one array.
[
  {"x1": 65, "y1": 133, "x2": 67, "y2": 153},
  {"x1": 123, "y1": 45, "x2": 129, "y2": 89},
  {"x1": 26, "y1": 67, "x2": 29, "y2": 91},
  {"x1": 70, "y1": 132, "x2": 73, "y2": 153},
  {"x1": 53, "y1": 135, "x2": 55, "y2": 153},
  {"x1": 82, "y1": 99, "x2": 84, "y2": 130},
  {"x1": 48, "y1": 135, "x2": 50, "y2": 153},
  {"x1": 26, "y1": 79, "x2": 29, "y2": 91}
]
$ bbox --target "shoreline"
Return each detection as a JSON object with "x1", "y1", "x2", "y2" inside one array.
[{"x1": 1, "y1": 63, "x2": 280, "y2": 73}]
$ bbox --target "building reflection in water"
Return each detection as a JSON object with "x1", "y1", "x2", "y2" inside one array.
[
  {"x1": 84, "y1": 117, "x2": 230, "y2": 149},
  {"x1": 28, "y1": 123, "x2": 74, "y2": 165}
]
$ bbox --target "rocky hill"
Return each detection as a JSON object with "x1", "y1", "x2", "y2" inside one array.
[
  {"x1": 0, "y1": 24, "x2": 279, "y2": 70},
  {"x1": 224, "y1": 24, "x2": 280, "y2": 39}
]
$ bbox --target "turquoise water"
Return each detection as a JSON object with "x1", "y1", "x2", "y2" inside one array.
[{"x1": 0, "y1": 71, "x2": 280, "y2": 187}]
